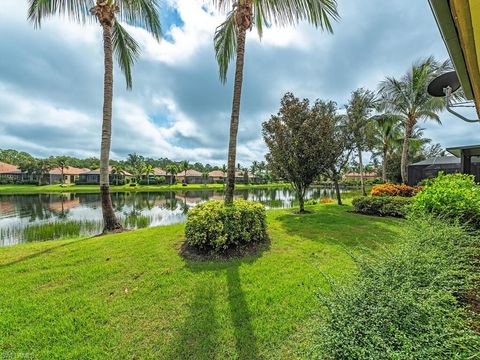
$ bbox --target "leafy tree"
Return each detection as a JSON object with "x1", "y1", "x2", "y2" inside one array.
[
  {"x1": 345, "y1": 88, "x2": 377, "y2": 196},
  {"x1": 263, "y1": 93, "x2": 331, "y2": 213},
  {"x1": 317, "y1": 101, "x2": 354, "y2": 205},
  {"x1": 19, "y1": 158, "x2": 54, "y2": 185},
  {"x1": 214, "y1": 0, "x2": 339, "y2": 204},
  {"x1": 28, "y1": 0, "x2": 162, "y2": 232},
  {"x1": 379, "y1": 57, "x2": 450, "y2": 183},
  {"x1": 370, "y1": 114, "x2": 402, "y2": 182},
  {"x1": 0, "y1": 149, "x2": 34, "y2": 166}
]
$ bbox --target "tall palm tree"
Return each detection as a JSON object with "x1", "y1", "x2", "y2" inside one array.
[
  {"x1": 213, "y1": 0, "x2": 339, "y2": 204},
  {"x1": 345, "y1": 88, "x2": 377, "y2": 196},
  {"x1": 379, "y1": 56, "x2": 450, "y2": 183},
  {"x1": 111, "y1": 164, "x2": 126, "y2": 186},
  {"x1": 165, "y1": 164, "x2": 178, "y2": 185},
  {"x1": 56, "y1": 156, "x2": 70, "y2": 185},
  {"x1": 370, "y1": 114, "x2": 402, "y2": 182},
  {"x1": 143, "y1": 164, "x2": 154, "y2": 185},
  {"x1": 179, "y1": 160, "x2": 189, "y2": 184},
  {"x1": 28, "y1": 0, "x2": 162, "y2": 232}
]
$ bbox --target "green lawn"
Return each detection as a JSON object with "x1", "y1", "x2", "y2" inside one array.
[
  {"x1": 0, "y1": 182, "x2": 291, "y2": 194},
  {"x1": 0, "y1": 204, "x2": 402, "y2": 359}
]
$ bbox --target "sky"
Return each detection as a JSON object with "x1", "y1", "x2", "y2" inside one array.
[{"x1": 0, "y1": 0, "x2": 478, "y2": 166}]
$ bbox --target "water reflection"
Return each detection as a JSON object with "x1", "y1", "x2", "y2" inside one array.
[{"x1": 0, "y1": 187, "x2": 339, "y2": 246}]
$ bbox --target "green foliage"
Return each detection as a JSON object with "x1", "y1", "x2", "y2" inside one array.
[
  {"x1": 410, "y1": 173, "x2": 480, "y2": 228},
  {"x1": 315, "y1": 217, "x2": 480, "y2": 359},
  {"x1": 352, "y1": 196, "x2": 412, "y2": 218},
  {"x1": 185, "y1": 200, "x2": 267, "y2": 253},
  {"x1": 305, "y1": 199, "x2": 318, "y2": 205}
]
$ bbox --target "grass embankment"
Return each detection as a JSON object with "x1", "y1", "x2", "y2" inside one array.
[
  {"x1": 0, "y1": 183, "x2": 291, "y2": 195},
  {"x1": 0, "y1": 204, "x2": 402, "y2": 359}
]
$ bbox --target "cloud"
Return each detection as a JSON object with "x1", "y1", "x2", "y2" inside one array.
[{"x1": 0, "y1": 0, "x2": 477, "y2": 166}]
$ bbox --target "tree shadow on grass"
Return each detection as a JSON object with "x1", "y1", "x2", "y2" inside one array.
[
  {"x1": 170, "y1": 243, "x2": 269, "y2": 359},
  {"x1": 275, "y1": 206, "x2": 402, "y2": 252},
  {"x1": 0, "y1": 238, "x2": 86, "y2": 269}
]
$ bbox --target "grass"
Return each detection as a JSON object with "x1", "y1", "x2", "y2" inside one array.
[
  {"x1": 0, "y1": 204, "x2": 402, "y2": 359},
  {"x1": 0, "y1": 182, "x2": 292, "y2": 194}
]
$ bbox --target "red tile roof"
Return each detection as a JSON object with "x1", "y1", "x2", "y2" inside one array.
[
  {"x1": 49, "y1": 166, "x2": 89, "y2": 176},
  {"x1": 176, "y1": 169, "x2": 203, "y2": 177},
  {"x1": 208, "y1": 170, "x2": 226, "y2": 177},
  {"x1": 0, "y1": 161, "x2": 20, "y2": 174}
]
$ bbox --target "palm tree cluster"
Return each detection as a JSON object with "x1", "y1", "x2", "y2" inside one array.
[{"x1": 342, "y1": 57, "x2": 453, "y2": 188}]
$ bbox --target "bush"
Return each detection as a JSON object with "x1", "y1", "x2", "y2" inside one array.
[
  {"x1": 320, "y1": 197, "x2": 335, "y2": 204},
  {"x1": 315, "y1": 218, "x2": 480, "y2": 359},
  {"x1": 410, "y1": 173, "x2": 480, "y2": 229},
  {"x1": 185, "y1": 200, "x2": 268, "y2": 253},
  {"x1": 305, "y1": 199, "x2": 318, "y2": 205},
  {"x1": 352, "y1": 196, "x2": 412, "y2": 218},
  {"x1": 371, "y1": 183, "x2": 421, "y2": 197}
]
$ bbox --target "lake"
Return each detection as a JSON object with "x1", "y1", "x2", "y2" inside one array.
[{"x1": 0, "y1": 187, "x2": 341, "y2": 246}]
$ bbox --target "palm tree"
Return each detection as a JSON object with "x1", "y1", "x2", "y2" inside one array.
[
  {"x1": 143, "y1": 164, "x2": 154, "y2": 185},
  {"x1": 379, "y1": 57, "x2": 450, "y2": 183},
  {"x1": 56, "y1": 156, "x2": 70, "y2": 185},
  {"x1": 165, "y1": 164, "x2": 178, "y2": 185},
  {"x1": 111, "y1": 164, "x2": 125, "y2": 186},
  {"x1": 28, "y1": 0, "x2": 162, "y2": 232},
  {"x1": 180, "y1": 160, "x2": 189, "y2": 184},
  {"x1": 250, "y1": 160, "x2": 258, "y2": 183},
  {"x1": 370, "y1": 114, "x2": 402, "y2": 182},
  {"x1": 345, "y1": 88, "x2": 377, "y2": 196},
  {"x1": 213, "y1": 0, "x2": 339, "y2": 204}
]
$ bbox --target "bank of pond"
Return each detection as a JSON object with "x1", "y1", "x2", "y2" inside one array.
[{"x1": 0, "y1": 186, "x2": 348, "y2": 246}]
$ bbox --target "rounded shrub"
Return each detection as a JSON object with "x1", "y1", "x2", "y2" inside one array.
[
  {"x1": 352, "y1": 196, "x2": 412, "y2": 218},
  {"x1": 185, "y1": 200, "x2": 268, "y2": 253},
  {"x1": 410, "y1": 173, "x2": 480, "y2": 228}
]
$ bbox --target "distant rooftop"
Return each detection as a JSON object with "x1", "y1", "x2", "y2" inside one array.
[{"x1": 410, "y1": 155, "x2": 480, "y2": 167}]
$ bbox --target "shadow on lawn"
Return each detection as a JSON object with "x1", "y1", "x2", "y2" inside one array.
[
  {"x1": 170, "y1": 245, "x2": 269, "y2": 360},
  {"x1": 276, "y1": 206, "x2": 402, "y2": 252},
  {"x1": 0, "y1": 238, "x2": 85, "y2": 269}
]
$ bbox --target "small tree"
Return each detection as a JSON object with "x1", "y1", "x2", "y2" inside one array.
[
  {"x1": 180, "y1": 160, "x2": 189, "y2": 184},
  {"x1": 317, "y1": 101, "x2": 355, "y2": 205},
  {"x1": 262, "y1": 93, "x2": 329, "y2": 213}
]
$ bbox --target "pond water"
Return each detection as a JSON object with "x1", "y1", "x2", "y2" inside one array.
[{"x1": 0, "y1": 187, "x2": 341, "y2": 246}]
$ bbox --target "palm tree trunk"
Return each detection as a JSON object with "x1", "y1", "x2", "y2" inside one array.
[
  {"x1": 100, "y1": 22, "x2": 122, "y2": 233},
  {"x1": 358, "y1": 147, "x2": 366, "y2": 196},
  {"x1": 333, "y1": 171, "x2": 342, "y2": 205},
  {"x1": 400, "y1": 120, "x2": 413, "y2": 184},
  {"x1": 225, "y1": 26, "x2": 247, "y2": 205},
  {"x1": 61, "y1": 167, "x2": 65, "y2": 185},
  {"x1": 382, "y1": 144, "x2": 388, "y2": 182}
]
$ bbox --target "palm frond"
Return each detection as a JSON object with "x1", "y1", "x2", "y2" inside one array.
[
  {"x1": 214, "y1": 9, "x2": 237, "y2": 83},
  {"x1": 255, "y1": 0, "x2": 339, "y2": 32},
  {"x1": 28, "y1": 0, "x2": 92, "y2": 28},
  {"x1": 118, "y1": 0, "x2": 162, "y2": 40},
  {"x1": 113, "y1": 21, "x2": 140, "y2": 89}
]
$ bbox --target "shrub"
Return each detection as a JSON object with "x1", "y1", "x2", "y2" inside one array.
[
  {"x1": 320, "y1": 197, "x2": 334, "y2": 204},
  {"x1": 185, "y1": 200, "x2": 268, "y2": 253},
  {"x1": 315, "y1": 218, "x2": 480, "y2": 359},
  {"x1": 352, "y1": 196, "x2": 412, "y2": 218},
  {"x1": 371, "y1": 183, "x2": 421, "y2": 197},
  {"x1": 411, "y1": 173, "x2": 480, "y2": 229},
  {"x1": 305, "y1": 199, "x2": 318, "y2": 205}
]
